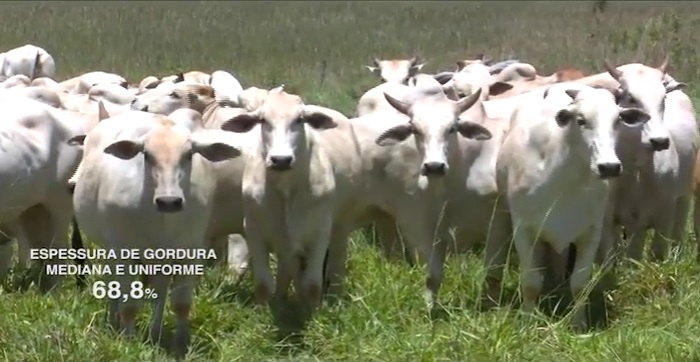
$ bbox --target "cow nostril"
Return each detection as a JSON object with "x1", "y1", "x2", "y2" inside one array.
[
  {"x1": 269, "y1": 155, "x2": 294, "y2": 170},
  {"x1": 649, "y1": 137, "x2": 670, "y2": 151},
  {"x1": 422, "y1": 162, "x2": 447, "y2": 176},
  {"x1": 155, "y1": 196, "x2": 183, "y2": 213},
  {"x1": 597, "y1": 163, "x2": 621, "y2": 179}
]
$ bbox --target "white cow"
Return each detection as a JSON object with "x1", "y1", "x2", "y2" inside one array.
[
  {"x1": 220, "y1": 88, "x2": 362, "y2": 309},
  {"x1": 0, "y1": 44, "x2": 55, "y2": 80},
  {"x1": 209, "y1": 70, "x2": 244, "y2": 106},
  {"x1": 0, "y1": 86, "x2": 63, "y2": 109},
  {"x1": 60, "y1": 71, "x2": 128, "y2": 94},
  {"x1": 0, "y1": 98, "x2": 87, "y2": 289},
  {"x1": 600, "y1": 60, "x2": 698, "y2": 263},
  {"x1": 30, "y1": 77, "x2": 61, "y2": 89},
  {"x1": 0, "y1": 74, "x2": 31, "y2": 89},
  {"x1": 129, "y1": 84, "x2": 302, "y2": 278},
  {"x1": 87, "y1": 83, "x2": 136, "y2": 105},
  {"x1": 70, "y1": 108, "x2": 242, "y2": 356},
  {"x1": 160, "y1": 71, "x2": 210, "y2": 85},
  {"x1": 350, "y1": 85, "x2": 493, "y2": 307},
  {"x1": 365, "y1": 56, "x2": 426, "y2": 85},
  {"x1": 356, "y1": 57, "x2": 428, "y2": 116},
  {"x1": 130, "y1": 81, "x2": 216, "y2": 115},
  {"x1": 496, "y1": 85, "x2": 651, "y2": 329}
]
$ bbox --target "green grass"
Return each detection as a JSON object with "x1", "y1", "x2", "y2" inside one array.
[{"x1": 1, "y1": 2, "x2": 700, "y2": 361}]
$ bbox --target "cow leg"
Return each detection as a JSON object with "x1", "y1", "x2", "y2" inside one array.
[
  {"x1": 595, "y1": 216, "x2": 621, "y2": 291},
  {"x1": 424, "y1": 226, "x2": 450, "y2": 310},
  {"x1": 395, "y1": 208, "x2": 441, "y2": 309},
  {"x1": 0, "y1": 231, "x2": 12, "y2": 282},
  {"x1": 452, "y1": 225, "x2": 480, "y2": 255},
  {"x1": 170, "y1": 273, "x2": 196, "y2": 358},
  {"x1": 374, "y1": 211, "x2": 406, "y2": 263},
  {"x1": 596, "y1": 207, "x2": 620, "y2": 266},
  {"x1": 243, "y1": 217, "x2": 274, "y2": 305},
  {"x1": 513, "y1": 227, "x2": 544, "y2": 317},
  {"x1": 147, "y1": 273, "x2": 170, "y2": 345},
  {"x1": 275, "y1": 251, "x2": 297, "y2": 301},
  {"x1": 300, "y1": 215, "x2": 333, "y2": 310},
  {"x1": 482, "y1": 214, "x2": 512, "y2": 308},
  {"x1": 549, "y1": 246, "x2": 569, "y2": 288},
  {"x1": 70, "y1": 216, "x2": 86, "y2": 289},
  {"x1": 5, "y1": 221, "x2": 31, "y2": 269},
  {"x1": 115, "y1": 261, "x2": 141, "y2": 337},
  {"x1": 668, "y1": 196, "x2": 691, "y2": 261},
  {"x1": 324, "y1": 223, "x2": 351, "y2": 297},
  {"x1": 570, "y1": 229, "x2": 601, "y2": 331},
  {"x1": 624, "y1": 220, "x2": 647, "y2": 262},
  {"x1": 695, "y1": 192, "x2": 700, "y2": 262},
  {"x1": 18, "y1": 204, "x2": 65, "y2": 292},
  {"x1": 649, "y1": 199, "x2": 677, "y2": 262},
  {"x1": 208, "y1": 235, "x2": 229, "y2": 268}
]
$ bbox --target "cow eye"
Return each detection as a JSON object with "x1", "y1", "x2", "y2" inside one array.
[
  {"x1": 577, "y1": 117, "x2": 587, "y2": 126},
  {"x1": 447, "y1": 124, "x2": 457, "y2": 134},
  {"x1": 170, "y1": 91, "x2": 181, "y2": 99}
]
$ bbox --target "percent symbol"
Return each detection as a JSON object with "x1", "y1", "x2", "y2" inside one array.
[{"x1": 145, "y1": 288, "x2": 158, "y2": 299}]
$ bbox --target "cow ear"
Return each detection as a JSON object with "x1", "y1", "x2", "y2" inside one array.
[
  {"x1": 455, "y1": 121, "x2": 492, "y2": 140},
  {"x1": 104, "y1": 139, "x2": 143, "y2": 160},
  {"x1": 302, "y1": 112, "x2": 337, "y2": 130},
  {"x1": 618, "y1": 107, "x2": 651, "y2": 126},
  {"x1": 433, "y1": 72, "x2": 454, "y2": 85},
  {"x1": 665, "y1": 80, "x2": 686, "y2": 94},
  {"x1": 409, "y1": 62, "x2": 427, "y2": 74},
  {"x1": 68, "y1": 134, "x2": 86, "y2": 146},
  {"x1": 174, "y1": 72, "x2": 185, "y2": 83},
  {"x1": 192, "y1": 141, "x2": 242, "y2": 162},
  {"x1": 488, "y1": 81, "x2": 513, "y2": 96},
  {"x1": 555, "y1": 109, "x2": 577, "y2": 127},
  {"x1": 565, "y1": 89, "x2": 580, "y2": 100},
  {"x1": 456, "y1": 60, "x2": 467, "y2": 71},
  {"x1": 375, "y1": 123, "x2": 414, "y2": 146},
  {"x1": 365, "y1": 65, "x2": 380, "y2": 74},
  {"x1": 221, "y1": 114, "x2": 261, "y2": 133}
]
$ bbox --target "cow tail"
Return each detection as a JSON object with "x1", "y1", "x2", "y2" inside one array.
[
  {"x1": 70, "y1": 216, "x2": 87, "y2": 289},
  {"x1": 31, "y1": 50, "x2": 41, "y2": 80}
]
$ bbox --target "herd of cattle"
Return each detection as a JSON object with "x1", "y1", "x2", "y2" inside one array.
[{"x1": 0, "y1": 43, "x2": 696, "y2": 355}]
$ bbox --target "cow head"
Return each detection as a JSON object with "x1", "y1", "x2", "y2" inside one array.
[
  {"x1": 221, "y1": 89, "x2": 336, "y2": 171},
  {"x1": 365, "y1": 56, "x2": 426, "y2": 85},
  {"x1": 103, "y1": 111, "x2": 241, "y2": 213},
  {"x1": 456, "y1": 54, "x2": 494, "y2": 71},
  {"x1": 131, "y1": 82, "x2": 216, "y2": 115},
  {"x1": 375, "y1": 88, "x2": 491, "y2": 177},
  {"x1": 553, "y1": 87, "x2": 650, "y2": 179},
  {"x1": 603, "y1": 57, "x2": 679, "y2": 151}
]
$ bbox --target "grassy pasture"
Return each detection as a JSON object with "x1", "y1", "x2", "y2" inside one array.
[{"x1": 1, "y1": 2, "x2": 700, "y2": 361}]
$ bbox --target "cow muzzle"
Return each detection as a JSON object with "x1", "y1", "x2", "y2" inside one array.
[
  {"x1": 649, "y1": 137, "x2": 670, "y2": 151},
  {"x1": 155, "y1": 196, "x2": 184, "y2": 213},
  {"x1": 268, "y1": 155, "x2": 294, "y2": 171},
  {"x1": 596, "y1": 162, "x2": 621, "y2": 179},
  {"x1": 422, "y1": 161, "x2": 447, "y2": 176}
]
